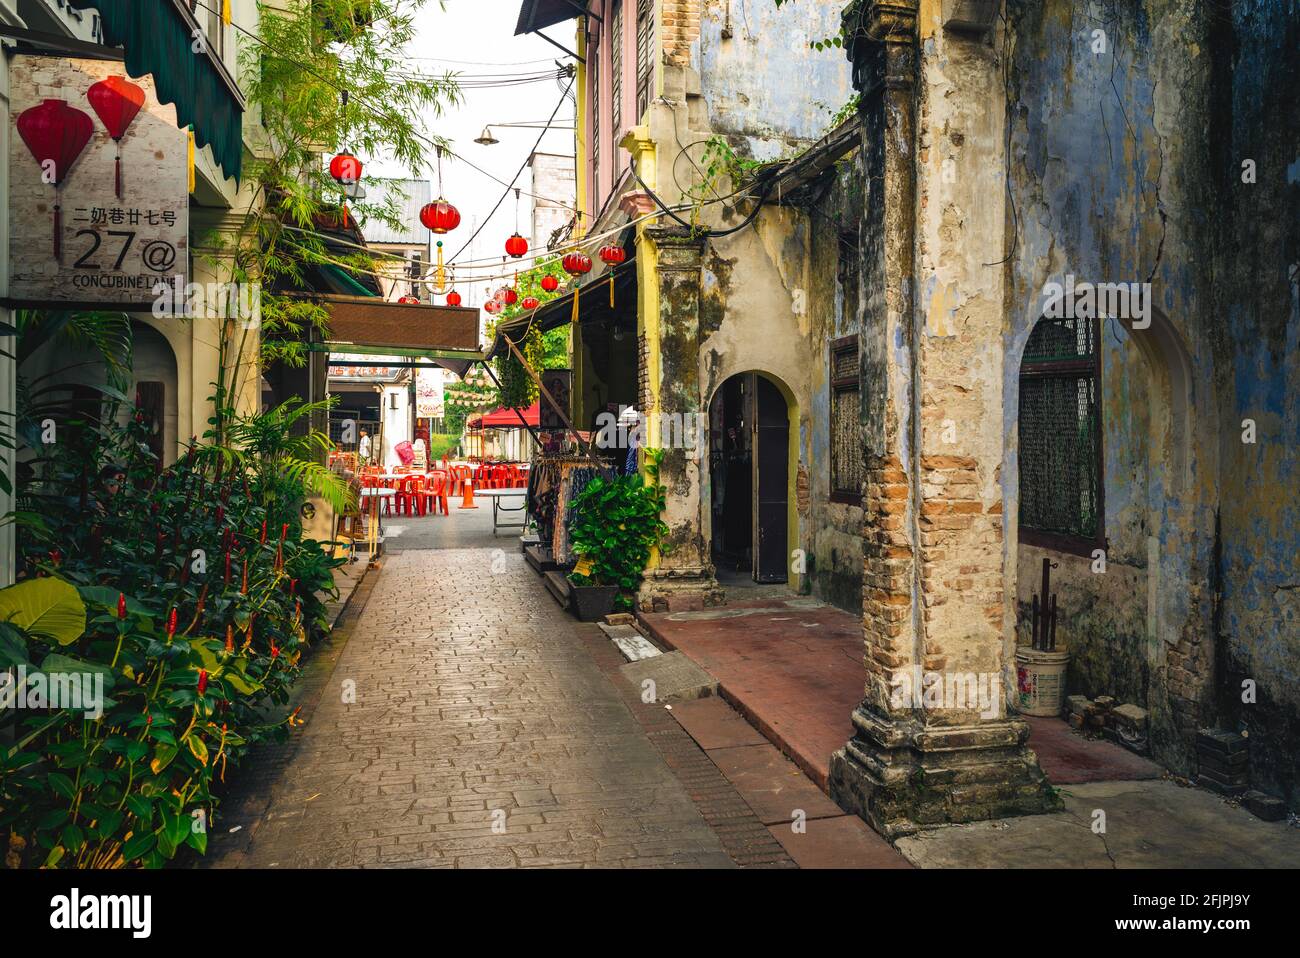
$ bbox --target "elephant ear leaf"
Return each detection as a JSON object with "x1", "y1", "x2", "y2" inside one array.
[{"x1": 0, "y1": 577, "x2": 86, "y2": 646}]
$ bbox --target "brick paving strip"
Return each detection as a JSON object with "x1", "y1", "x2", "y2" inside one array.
[{"x1": 199, "y1": 547, "x2": 791, "y2": 868}]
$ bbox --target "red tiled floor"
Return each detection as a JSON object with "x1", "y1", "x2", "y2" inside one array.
[
  {"x1": 768, "y1": 815, "x2": 913, "y2": 869},
  {"x1": 668, "y1": 697, "x2": 769, "y2": 749},
  {"x1": 641, "y1": 601, "x2": 863, "y2": 789},
  {"x1": 1025, "y1": 715, "x2": 1163, "y2": 784},
  {"x1": 644, "y1": 600, "x2": 1161, "y2": 796},
  {"x1": 708, "y1": 743, "x2": 845, "y2": 825}
]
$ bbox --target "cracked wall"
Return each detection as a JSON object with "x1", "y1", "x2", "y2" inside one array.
[{"x1": 1003, "y1": 0, "x2": 1299, "y2": 800}]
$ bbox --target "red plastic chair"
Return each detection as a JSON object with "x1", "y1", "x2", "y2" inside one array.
[
  {"x1": 395, "y1": 476, "x2": 423, "y2": 516},
  {"x1": 422, "y1": 473, "x2": 450, "y2": 516}
]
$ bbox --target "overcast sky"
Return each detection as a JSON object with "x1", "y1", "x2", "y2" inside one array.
[{"x1": 370, "y1": 0, "x2": 578, "y2": 308}]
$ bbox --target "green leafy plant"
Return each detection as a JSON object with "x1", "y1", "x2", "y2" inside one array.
[
  {"x1": 566, "y1": 450, "x2": 669, "y2": 610},
  {"x1": 1, "y1": 394, "x2": 343, "y2": 868}
]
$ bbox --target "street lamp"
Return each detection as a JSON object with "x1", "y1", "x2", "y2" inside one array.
[{"x1": 474, "y1": 121, "x2": 576, "y2": 146}]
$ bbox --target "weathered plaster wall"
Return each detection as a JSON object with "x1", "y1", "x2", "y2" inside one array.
[
  {"x1": 1003, "y1": 0, "x2": 1221, "y2": 774},
  {"x1": 1208, "y1": 0, "x2": 1300, "y2": 805},
  {"x1": 1016, "y1": 323, "x2": 1153, "y2": 707},
  {"x1": 694, "y1": 0, "x2": 854, "y2": 160},
  {"x1": 1004, "y1": 0, "x2": 1299, "y2": 800},
  {"x1": 807, "y1": 161, "x2": 866, "y2": 612}
]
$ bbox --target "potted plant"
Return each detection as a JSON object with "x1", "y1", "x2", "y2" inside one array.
[{"x1": 566, "y1": 451, "x2": 669, "y2": 620}]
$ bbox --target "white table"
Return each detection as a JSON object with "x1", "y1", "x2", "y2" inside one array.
[
  {"x1": 476, "y1": 487, "x2": 527, "y2": 536},
  {"x1": 358, "y1": 488, "x2": 396, "y2": 561}
]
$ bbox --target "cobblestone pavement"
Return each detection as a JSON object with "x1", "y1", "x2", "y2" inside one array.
[{"x1": 203, "y1": 545, "x2": 744, "y2": 868}]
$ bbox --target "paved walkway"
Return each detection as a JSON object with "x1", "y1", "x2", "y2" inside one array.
[{"x1": 204, "y1": 545, "x2": 737, "y2": 868}]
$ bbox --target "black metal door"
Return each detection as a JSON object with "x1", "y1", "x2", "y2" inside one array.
[{"x1": 753, "y1": 375, "x2": 788, "y2": 583}]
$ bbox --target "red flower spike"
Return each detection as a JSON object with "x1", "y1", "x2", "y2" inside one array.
[
  {"x1": 225, "y1": 625, "x2": 234, "y2": 653},
  {"x1": 166, "y1": 608, "x2": 177, "y2": 638},
  {"x1": 260, "y1": 520, "x2": 267, "y2": 544},
  {"x1": 281, "y1": 523, "x2": 289, "y2": 541},
  {"x1": 197, "y1": 669, "x2": 209, "y2": 696},
  {"x1": 117, "y1": 592, "x2": 127, "y2": 619}
]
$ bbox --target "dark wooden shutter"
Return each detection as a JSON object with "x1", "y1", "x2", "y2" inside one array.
[
  {"x1": 611, "y1": 0, "x2": 623, "y2": 140},
  {"x1": 754, "y1": 376, "x2": 788, "y2": 583},
  {"x1": 635, "y1": 0, "x2": 653, "y2": 118},
  {"x1": 590, "y1": 29, "x2": 600, "y2": 198},
  {"x1": 829, "y1": 336, "x2": 863, "y2": 504},
  {"x1": 136, "y1": 381, "x2": 166, "y2": 461}
]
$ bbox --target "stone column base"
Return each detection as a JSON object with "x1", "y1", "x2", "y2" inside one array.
[
  {"x1": 638, "y1": 566, "x2": 725, "y2": 612},
  {"x1": 828, "y1": 705, "x2": 1062, "y2": 839}
]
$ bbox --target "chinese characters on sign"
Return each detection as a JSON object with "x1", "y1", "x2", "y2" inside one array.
[{"x1": 6, "y1": 56, "x2": 189, "y2": 307}]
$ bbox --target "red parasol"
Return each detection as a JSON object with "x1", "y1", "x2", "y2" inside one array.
[
  {"x1": 87, "y1": 76, "x2": 146, "y2": 199},
  {"x1": 16, "y1": 98, "x2": 95, "y2": 261}
]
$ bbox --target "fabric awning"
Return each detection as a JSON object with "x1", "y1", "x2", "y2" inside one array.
[
  {"x1": 468, "y1": 402, "x2": 540, "y2": 430},
  {"x1": 69, "y1": 0, "x2": 244, "y2": 182},
  {"x1": 514, "y1": 0, "x2": 586, "y2": 36}
]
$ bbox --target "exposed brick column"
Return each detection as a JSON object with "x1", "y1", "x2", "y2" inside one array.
[
  {"x1": 661, "y1": 0, "x2": 701, "y2": 67},
  {"x1": 828, "y1": 0, "x2": 1057, "y2": 838},
  {"x1": 638, "y1": 225, "x2": 723, "y2": 612}
]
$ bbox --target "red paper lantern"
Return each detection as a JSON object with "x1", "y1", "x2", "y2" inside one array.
[
  {"x1": 329, "y1": 152, "x2": 362, "y2": 185},
  {"x1": 16, "y1": 98, "x2": 95, "y2": 259},
  {"x1": 540, "y1": 274, "x2": 559, "y2": 293},
  {"x1": 420, "y1": 199, "x2": 461, "y2": 234},
  {"x1": 446, "y1": 290, "x2": 462, "y2": 306},
  {"x1": 483, "y1": 299, "x2": 500, "y2": 314},
  {"x1": 505, "y1": 232, "x2": 528, "y2": 258},
  {"x1": 497, "y1": 287, "x2": 518, "y2": 306},
  {"x1": 398, "y1": 295, "x2": 420, "y2": 304},
  {"x1": 562, "y1": 251, "x2": 592, "y2": 276},
  {"x1": 86, "y1": 77, "x2": 145, "y2": 200},
  {"x1": 521, "y1": 296, "x2": 540, "y2": 310},
  {"x1": 598, "y1": 244, "x2": 626, "y2": 266}
]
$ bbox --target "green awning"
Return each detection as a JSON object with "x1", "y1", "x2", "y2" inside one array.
[
  {"x1": 318, "y1": 263, "x2": 378, "y2": 297},
  {"x1": 69, "y1": 0, "x2": 244, "y2": 182}
]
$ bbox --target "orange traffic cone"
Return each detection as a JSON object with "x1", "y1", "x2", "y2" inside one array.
[{"x1": 458, "y1": 476, "x2": 478, "y2": 509}]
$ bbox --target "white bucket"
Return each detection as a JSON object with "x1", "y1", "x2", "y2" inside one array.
[{"x1": 1014, "y1": 648, "x2": 1070, "y2": 717}]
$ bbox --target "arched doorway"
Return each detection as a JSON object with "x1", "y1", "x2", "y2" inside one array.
[
  {"x1": 127, "y1": 321, "x2": 180, "y2": 464},
  {"x1": 709, "y1": 371, "x2": 790, "y2": 584}
]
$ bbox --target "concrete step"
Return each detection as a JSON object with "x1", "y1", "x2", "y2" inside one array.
[{"x1": 598, "y1": 622, "x2": 661, "y2": 662}]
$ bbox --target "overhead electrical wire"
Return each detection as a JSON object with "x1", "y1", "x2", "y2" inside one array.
[
  {"x1": 188, "y1": 0, "x2": 580, "y2": 211},
  {"x1": 447, "y1": 73, "x2": 575, "y2": 266}
]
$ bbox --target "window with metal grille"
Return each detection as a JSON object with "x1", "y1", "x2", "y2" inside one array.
[
  {"x1": 830, "y1": 336, "x2": 864, "y2": 504},
  {"x1": 636, "y1": 0, "x2": 654, "y2": 118},
  {"x1": 611, "y1": 0, "x2": 624, "y2": 142},
  {"x1": 1018, "y1": 316, "x2": 1104, "y2": 552}
]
